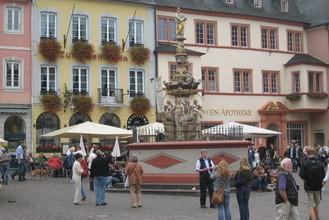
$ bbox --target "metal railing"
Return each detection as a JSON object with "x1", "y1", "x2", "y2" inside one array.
[
  {"x1": 136, "y1": 124, "x2": 243, "y2": 142},
  {"x1": 97, "y1": 88, "x2": 124, "y2": 105}
]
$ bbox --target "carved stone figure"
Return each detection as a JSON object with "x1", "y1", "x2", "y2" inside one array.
[{"x1": 176, "y1": 8, "x2": 186, "y2": 36}]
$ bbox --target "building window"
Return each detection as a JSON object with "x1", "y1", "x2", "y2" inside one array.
[
  {"x1": 261, "y1": 27, "x2": 278, "y2": 49},
  {"x1": 158, "y1": 17, "x2": 176, "y2": 41},
  {"x1": 224, "y1": 0, "x2": 235, "y2": 5},
  {"x1": 195, "y1": 21, "x2": 216, "y2": 45},
  {"x1": 233, "y1": 69, "x2": 252, "y2": 93},
  {"x1": 129, "y1": 69, "x2": 144, "y2": 97},
  {"x1": 72, "y1": 67, "x2": 88, "y2": 94},
  {"x1": 254, "y1": 0, "x2": 262, "y2": 8},
  {"x1": 101, "y1": 68, "x2": 117, "y2": 96},
  {"x1": 287, "y1": 31, "x2": 302, "y2": 52},
  {"x1": 5, "y1": 61, "x2": 20, "y2": 89},
  {"x1": 308, "y1": 71, "x2": 323, "y2": 93},
  {"x1": 101, "y1": 17, "x2": 117, "y2": 43},
  {"x1": 202, "y1": 67, "x2": 218, "y2": 92},
  {"x1": 263, "y1": 71, "x2": 279, "y2": 93},
  {"x1": 40, "y1": 12, "x2": 56, "y2": 38},
  {"x1": 169, "y1": 62, "x2": 192, "y2": 80},
  {"x1": 281, "y1": 0, "x2": 288, "y2": 12},
  {"x1": 6, "y1": 6, "x2": 21, "y2": 33},
  {"x1": 36, "y1": 112, "x2": 60, "y2": 148},
  {"x1": 40, "y1": 66, "x2": 56, "y2": 93},
  {"x1": 72, "y1": 15, "x2": 88, "y2": 41},
  {"x1": 129, "y1": 20, "x2": 143, "y2": 46},
  {"x1": 231, "y1": 24, "x2": 249, "y2": 47},
  {"x1": 287, "y1": 123, "x2": 306, "y2": 148},
  {"x1": 292, "y1": 71, "x2": 300, "y2": 93}
]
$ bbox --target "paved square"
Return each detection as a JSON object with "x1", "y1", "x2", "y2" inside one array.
[{"x1": 0, "y1": 174, "x2": 329, "y2": 220}]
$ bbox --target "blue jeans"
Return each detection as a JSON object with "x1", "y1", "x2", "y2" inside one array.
[
  {"x1": 106, "y1": 176, "x2": 120, "y2": 188},
  {"x1": 0, "y1": 164, "x2": 9, "y2": 184},
  {"x1": 252, "y1": 177, "x2": 267, "y2": 190},
  {"x1": 217, "y1": 191, "x2": 231, "y2": 220},
  {"x1": 81, "y1": 180, "x2": 86, "y2": 198},
  {"x1": 94, "y1": 176, "x2": 107, "y2": 204},
  {"x1": 236, "y1": 188, "x2": 250, "y2": 220}
]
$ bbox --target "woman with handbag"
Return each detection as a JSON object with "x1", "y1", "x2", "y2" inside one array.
[
  {"x1": 235, "y1": 158, "x2": 253, "y2": 220},
  {"x1": 125, "y1": 155, "x2": 143, "y2": 208},
  {"x1": 211, "y1": 160, "x2": 231, "y2": 220}
]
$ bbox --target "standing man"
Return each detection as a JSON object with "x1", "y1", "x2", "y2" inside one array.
[
  {"x1": 299, "y1": 146, "x2": 325, "y2": 220},
  {"x1": 195, "y1": 149, "x2": 215, "y2": 208},
  {"x1": 11, "y1": 143, "x2": 26, "y2": 181},
  {"x1": 90, "y1": 150, "x2": 109, "y2": 206},
  {"x1": 275, "y1": 158, "x2": 300, "y2": 220},
  {"x1": 285, "y1": 141, "x2": 299, "y2": 172},
  {"x1": 87, "y1": 144, "x2": 98, "y2": 191},
  {"x1": 0, "y1": 147, "x2": 10, "y2": 184}
]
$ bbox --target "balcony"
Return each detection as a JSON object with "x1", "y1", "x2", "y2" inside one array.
[
  {"x1": 129, "y1": 91, "x2": 145, "y2": 98},
  {"x1": 98, "y1": 88, "x2": 124, "y2": 106},
  {"x1": 285, "y1": 92, "x2": 328, "y2": 112}
]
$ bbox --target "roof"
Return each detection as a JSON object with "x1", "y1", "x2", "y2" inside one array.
[
  {"x1": 295, "y1": 0, "x2": 329, "y2": 27},
  {"x1": 155, "y1": 43, "x2": 205, "y2": 56},
  {"x1": 111, "y1": 0, "x2": 155, "y2": 6},
  {"x1": 154, "y1": 0, "x2": 306, "y2": 24},
  {"x1": 285, "y1": 54, "x2": 329, "y2": 67}
]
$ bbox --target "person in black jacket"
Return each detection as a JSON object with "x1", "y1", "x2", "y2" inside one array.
[
  {"x1": 90, "y1": 150, "x2": 109, "y2": 206},
  {"x1": 195, "y1": 149, "x2": 215, "y2": 208},
  {"x1": 299, "y1": 146, "x2": 325, "y2": 220}
]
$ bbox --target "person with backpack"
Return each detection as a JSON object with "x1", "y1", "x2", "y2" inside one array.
[
  {"x1": 299, "y1": 146, "x2": 326, "y2": 220},
  {"x1": 64, "y1": 147, "x2": 75, "y2": 179},
  {"x1": 195, "y1": 149, "x2": 215, "y2": 208}
]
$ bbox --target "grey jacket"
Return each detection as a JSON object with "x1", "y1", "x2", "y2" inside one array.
[{"x1": 211, "y1": 169, "x2": 231, "y2": 192}]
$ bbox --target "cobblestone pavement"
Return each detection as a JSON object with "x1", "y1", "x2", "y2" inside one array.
[{"x1": 1, "y1": 174, "x2": 329, "y2": 220}]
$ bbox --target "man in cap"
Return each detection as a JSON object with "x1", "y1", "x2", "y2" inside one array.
[{"x1": 195, "y1": 149, "x2": 215, "y2": 208}]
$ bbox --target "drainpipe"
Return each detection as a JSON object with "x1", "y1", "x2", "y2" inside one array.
[{"x1": 153, "y1": 6, "x2": 159, "y2": 118}]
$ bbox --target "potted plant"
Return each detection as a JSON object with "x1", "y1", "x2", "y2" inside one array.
[
  {"x1": 72, "y1": 95, "x2": 94, "y2": 114},
  {"x1": 130, "y1": 96, "x2": 151, "y2": 115},
  {"x1": 129, "y1": 45, "x2": 150, "y2": 65},
  {"x1": 39, "y1": 38, "x2": 62, "y2": 63},
  {"x1": 102, "y1": 42, "x2": 121, "y2": 63},
  {"x1": 71, "y1": 40, "x2": 94, "y2": 63},
  {"x1": 40, "y1": 93, "x2": 62, "y2": 112},
  {"x1": 307, "y1": 92, "x2": 328, "y2": 99},
  {"x1": 286, "y1": 93, "x2": 301, "y2": 101}
]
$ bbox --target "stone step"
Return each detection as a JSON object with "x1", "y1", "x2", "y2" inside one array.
[
  {"x1": 114, "y1": 183, "x2": 198, "y2": 190},
  {"x1": 107, "y1": 188, "x2": 199, "y2": 196}
]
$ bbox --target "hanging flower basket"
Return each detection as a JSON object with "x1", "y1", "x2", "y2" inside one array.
[
  {"x1": 40, "y1": 93, "x2": 62, "y2": 112},
  {"x1": 39, "y1": 38, "x2": 62, "y2": 63},
  {"x1": 129, "y1": 45, "x2": 150, "y2": 65},
  {"x1": 102, "y1": 43, "x2": 121, "y2": 63},
  {"x1": 71, "y1": 41, "x2": 94, "y2": 63},
  {"x1": 72, "y1": 95, "x2": 94, "y2": 114},
  {"x1": 307, "y1": 92, "x2": 328, "y2": 99},
  {"x1": 286, "y1": 93, "x2": 301, "y2": 101},
  {"x1": 130, "y1": 96, "x2": 151, "y2": 115}
]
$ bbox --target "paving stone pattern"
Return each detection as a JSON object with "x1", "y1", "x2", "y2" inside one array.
[{"x1": 0, "y1": 174, "x2": 329, "y2": 220}]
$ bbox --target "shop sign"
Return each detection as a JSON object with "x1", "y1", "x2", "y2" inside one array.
[{"x1": 201, "y1": 108, "x2": 253, "y2": 117}]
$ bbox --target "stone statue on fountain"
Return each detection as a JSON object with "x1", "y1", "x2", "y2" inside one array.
[{"x1": 162, "y1": 8, "x2": 202, "y2": 141}]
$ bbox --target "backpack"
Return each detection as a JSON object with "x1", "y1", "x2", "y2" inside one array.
[
  {"x1": 63, "y1": 153, "x2": 74, "y2": 169},
  {"x1": 305, "y1": 159, "x2": 325, "y2": 191}
]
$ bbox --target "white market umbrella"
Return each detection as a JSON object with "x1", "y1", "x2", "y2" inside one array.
[
  {"x1": 111, "y1": 136, "x2": 121, "y2": 162},
  {"x1": 202, "y1": 122, "x2": 281, "y2": 138},
  {"x1": 136, "y1": 122, "x2": 165, "y2": 135},
  {"x1": 79, "y1": 135, "x2": 87, "y2": 156},
  {"x1": 41, "y1": 121, "x2": 132, "y2": 139}
]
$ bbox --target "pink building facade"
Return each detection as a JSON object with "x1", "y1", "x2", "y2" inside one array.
[{"x1": 0, "y1": 0, "x2": 32, "y2": 150}]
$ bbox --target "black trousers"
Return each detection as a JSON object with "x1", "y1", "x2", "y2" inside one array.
[{"x1": 199, "y1": 176, "x2": 214, "y2": 206}]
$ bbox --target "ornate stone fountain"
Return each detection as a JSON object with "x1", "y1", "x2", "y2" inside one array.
[{"x1": 162, "y1": 8, "x2": 202, "y2": 141}]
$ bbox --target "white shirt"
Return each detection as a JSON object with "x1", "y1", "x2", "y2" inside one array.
[
  {"x1": 195, "y1": 157, "x2": 215, "y2": 174},
  {"x1": 324, "y1": 164, "x2": 329, "y2": 182},
  {"x1": 72, "y1": 161, "x2": 83, "y2": 180},
  {"x1": 87, "y1": 151, "x2": 97, "y2": 169}
]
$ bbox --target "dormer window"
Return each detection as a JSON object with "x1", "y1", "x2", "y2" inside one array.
[
  {"x1": 254, "y1": 0, "x2": 262, "y2": 8},
  {"x1": 224, "y1": 0, "x2": 235, "y2": 5},
  {"x1": 281, "y1": 0, "x2": 288, "y2": 12}
]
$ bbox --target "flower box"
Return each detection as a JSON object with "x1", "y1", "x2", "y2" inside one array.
[
  {"x1": 286, "y1": 93, "x2": 301, "y2": 101},
  {"x1": 39, "y1": 38, "x2": 61, "y2": 63},
  {"x1": 36, "y1": 145, "x2": 61, "y2": 153},
  {"x1": 129, "y1": 45, "x2": 150, "y2": 65},
  {"x1": 307, "y1": 92, "x2": 328, "y2": 99}
]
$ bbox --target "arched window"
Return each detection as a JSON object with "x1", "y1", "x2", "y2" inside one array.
[
  {"x1": 99, "y1": 113, "x2": 120, "y2": 127},
  {"x1": 69, "y1": 112, "x2": 91, "y2": 126},
  {"x1": 36, "y1": 112, "x2": 60, "y2": 147},
  {"x1": 4, "y1": 115, "x2": 26, "y2": 148}
]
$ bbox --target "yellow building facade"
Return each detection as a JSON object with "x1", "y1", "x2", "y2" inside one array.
[{"x1": 31, "y1": 0, "x2": 156, "y2": 152}]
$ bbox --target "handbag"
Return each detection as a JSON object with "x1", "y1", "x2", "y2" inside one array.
[
  {"x1": 124, "y1": 164, "x2": 137, "y2": 188},
  {"x1": 211, "y1": 187, "x2": 224, "y2": 204}
]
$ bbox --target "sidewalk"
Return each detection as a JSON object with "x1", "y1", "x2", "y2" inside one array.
[{"x1": 0, "y1": 174, "x2": 328, "y2": 220}]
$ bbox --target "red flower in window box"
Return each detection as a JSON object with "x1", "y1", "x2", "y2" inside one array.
[
  {"x1": 286, "y1": 93, "x2": 301, "y2": 101},
  {"x1": 102, "y1": 43, "x2": 121, "y2": 63},
  {"x1": 39, "y1": 38, "x2": 62, "y2": 63},
  {"x1": 71, "y1": 40, "x2": 94, "y2": 63},
  {"x1": 36, "y1": 145, "x2": 61, "y2": 153},
  {"x1": 129, "y1": 45, "x2": 150, "y2": 65}
]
